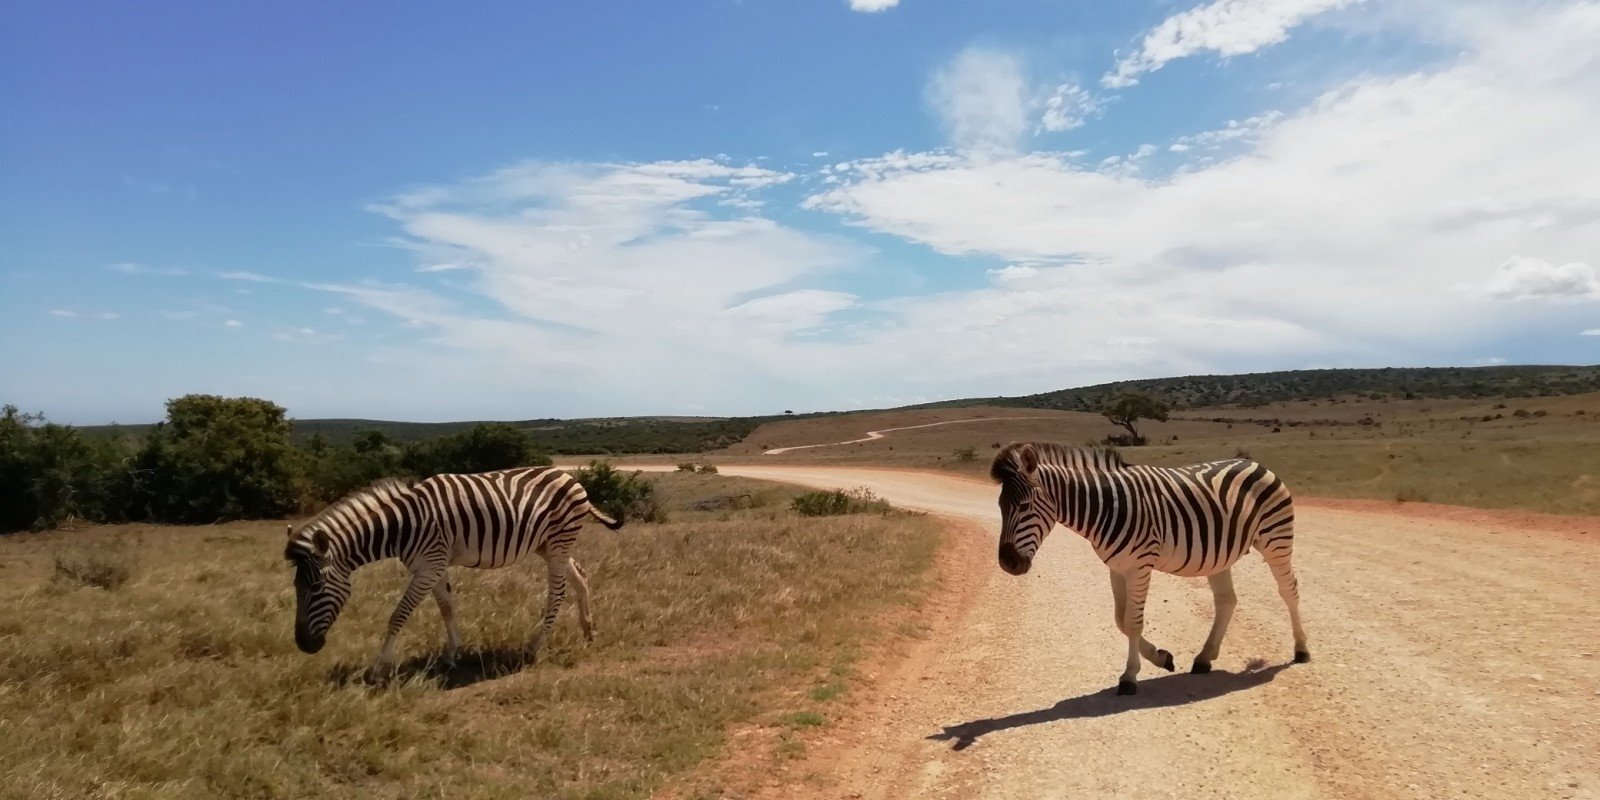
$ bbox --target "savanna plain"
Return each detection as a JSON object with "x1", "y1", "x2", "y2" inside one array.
[{"x1": 5, "y1": 388, "x2": 1600, "y2": 799}]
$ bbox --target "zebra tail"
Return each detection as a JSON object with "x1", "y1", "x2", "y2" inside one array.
[{"x1": 588, "y1": 505, "x2": 625, "y2": 531}]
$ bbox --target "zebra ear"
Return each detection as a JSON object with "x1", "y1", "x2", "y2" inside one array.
[
  {"x1": 1018, "y1": 444, "x2": 1040, "y2": 478},
  {"x1": 311, "y1": 530, "x2": 330, "y2": 555}
]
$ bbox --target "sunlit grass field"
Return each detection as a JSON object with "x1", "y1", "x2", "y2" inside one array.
[
  {"x1": 0, "y1": 473, "x2": 944, "y2": 799},
  {"x1": 704, "y1": 394, "x2": 1600, "y2": 516}
]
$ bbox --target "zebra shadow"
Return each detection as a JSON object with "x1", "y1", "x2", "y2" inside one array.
[
  {"x1": 927, "y1": 661, "x2": 1292, "y2": 751},
  {"x1": 327, "y1": 646, "x2": 540, "y2": 690}
]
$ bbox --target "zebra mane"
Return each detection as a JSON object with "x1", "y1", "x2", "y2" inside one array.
[
  {"x1": 989, "y1": 441, "x2": 1128, "y2": 484},
  {"x1": 287, "y1": 476, "x2": 419, "y2": 559}
]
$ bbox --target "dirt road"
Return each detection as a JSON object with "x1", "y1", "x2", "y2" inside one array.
[
  {"x1": 642, "y1": 464, "x2": 1600, "y2": 800},
  {"x1": 760, "y1": 417, "x2": 1037, "y2": 455}
]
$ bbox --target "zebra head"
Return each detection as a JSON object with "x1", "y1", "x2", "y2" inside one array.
[
  {"x1": 991, "y1": 443, "x2": 1059, "y2": 576},
  {"x1": 284, "y1": 524, "x2": 352, "y2": 654}
]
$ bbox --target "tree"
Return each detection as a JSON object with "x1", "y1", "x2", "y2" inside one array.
[
  {"x1": 1101, "y1": 392, "x2": 1169, "y2": 446},
  {"x1": 402, "y1": 423, "x2": 549, "y2": 477},
  {"x1": 0, "y1": 406, "x2": 127, "y2": 531},
  {"x1": 129, "y1": 395, "x2": 299, "y2": 522}
]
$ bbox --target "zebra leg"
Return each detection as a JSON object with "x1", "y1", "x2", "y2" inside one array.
[
  {"x1": 1109, "y1": 569, "x2": 1175, "y2": 674},
  {"x1": 431, "y1": 580, "x2": 461, "y2": 666},
  {"x1": 1262, "y1": 546, "x2": 1311, "y2": 663},
  {"x1": 567, "y1": 557, "x2": 595, "y2": 642},
  {"x1": 528, "y1": 549, "x2": 572, "y2": 661},
  {"x1": 369, "y1": 562, "x2": 446, "y2": 682},
  {"x1": 1191, "y1": 569, "x2": 1238, "y2": 674},
  {"x1": 1115, "y1": 566, "x2": 1159, "y2": 695}
]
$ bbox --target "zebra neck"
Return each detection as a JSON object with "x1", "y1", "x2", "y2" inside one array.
[
  {"x1": 331, "y1": 511, "x2": 416, "y2": 571},
  {"x1": 1049, "y1": 469, "x2": 1118, "y2": 549}
]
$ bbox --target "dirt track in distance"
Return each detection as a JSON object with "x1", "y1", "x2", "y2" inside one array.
[{"x1": 628, "y1": 464, "x2": 1600, "y2": 800}]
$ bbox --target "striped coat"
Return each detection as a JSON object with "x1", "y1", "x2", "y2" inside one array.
[
  {"x1": 991, "y1": 442, "x2": 1309, "y2": 695},
  {"x1": 285, "y1": 466, "x2": 622, "y2": 679}
]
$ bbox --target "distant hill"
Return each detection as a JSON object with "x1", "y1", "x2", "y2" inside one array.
[
  {"x1": 76, "y1": 365, "x2": 1600, "y2": 454},
  {"x1": 909, "y1": 365, "x2": 1600, "y2": 412},
  {"x1": 81, "y1": 413, "x2": 832, "y2": 455}
]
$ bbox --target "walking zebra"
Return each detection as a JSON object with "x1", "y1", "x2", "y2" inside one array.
[
  {"x1": 990, "y1": 442, "x2": 1308, "y2": 695},
  {"x1": 283, "y1": 466, "x2": 623, "y2": 679}
]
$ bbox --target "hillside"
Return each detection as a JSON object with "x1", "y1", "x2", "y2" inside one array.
[
  {"x1": 81, "y1": 413, "x2": 833, "y2": 455},
  {"x1": 912, "y1": 365, "x2": 1600, "y2": 412},
  {"x1": 71, "y1": 365, "x2": 1600, "y2": 457}
]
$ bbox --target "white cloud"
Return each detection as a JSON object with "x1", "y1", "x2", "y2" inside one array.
[
  {"x1": 217, "y1": 271, "x2": 279, "y2": 283},
  {"x1": 1474, "y1": 256, "x2": 1600, "y2": 302},
  {"x1": 848, "y1": 0, "x2": 899, "y2": 11},
  {"x1": 1582, "y1": 328, "x2": 1600, "y2": 336},
  {"x1": 246, "y1": 2, "x2": 1600, "y2": 418},
  {"x1": 1104, "y1": 0, "x2": 1364, "y2": 88},
  {"x1": 1168, "y1": 111, "x2": 1283, "y2": 151},
  {"x1": 47, "y1": 309, "x2": 119, "y2": 320},
  {"x1": 305, "y1": 158, "x2": 869, "y2": 412},
  {"x1": 722, "y1": 290, "x2": 858, "y2": 333},
  {"x1": 926, "y1": 48, "x2": 1030, "y2": 153},
  {"x1": 1038, "y1": 81, "x2": 1102, "y2": 132},
  {"x1": 805, "y1": 2, "x2": 1600, "y2": 380},
  {"x1": 108, "y1": 262, "x2": 187, "y2": 276},
  {"x1": 272, "y1": 327, "x2": 341, "y2": 344},
  {"x1": 223, "y1": 319, "x2": 243, "y2": 328}
]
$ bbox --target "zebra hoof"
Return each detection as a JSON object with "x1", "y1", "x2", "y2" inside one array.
[
  {"x1": 1116, "y1": 680, "x2": 1138, "y2": 696},
  {"x1": 1157, "y1": 649, "x2": 1175, "y2": 671},
  {"x1": 1191, "y1": 659, "x2": 1212, "y2": 674},
  {"x1": 1294, "y1": 650, "x2": 1311, "y2": 664}
]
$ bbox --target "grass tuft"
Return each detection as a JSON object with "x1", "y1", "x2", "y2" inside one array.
[
  {"x1": 0, "y1": 473, "x2": 942, "y2": 799},
  {"x1": 790, "y1": 488, "x2": 892, "y2": 517},
  {"x1": 51, "y1": 546, "x2": 134, "y2": 590}
]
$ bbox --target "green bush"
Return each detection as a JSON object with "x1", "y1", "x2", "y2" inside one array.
[
  {"x1": 401, "y1": 423, "x2": 551, "y2": 477},
  {"x1": 127, "y1": 395, "x2": 300, "y2": 523},
  {"x1": 696, "y1": 463, "x2": 719, "y2": 474},
  {"x1": 790, "y1": 488, "x2": 891, "y2": 517},
  {"x1": 0, "y1": 406, "x2": 129, "y2": 531},
  {"x1": 569, "y1": 460, "x2": 665, "y2": 523},
  {"x1": 952, "y1": 446, "x2": 978, "y2": 463},
  {"x1": 296, "y1": 430, "x2": 407, "y2": 504}
]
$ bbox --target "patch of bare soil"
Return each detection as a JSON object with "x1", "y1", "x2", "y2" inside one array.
[
  {"x1": 661, "y1": 465, "x2": 1600, "y2": 800},
  {"x1": 1300, "y1": 496, "x2": 1599, "y2": 543}
]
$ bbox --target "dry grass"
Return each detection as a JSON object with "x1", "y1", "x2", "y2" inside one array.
[
  {"x1": 702, "y1": 393, "x2": 1600, "y2": 516},
  {"x1": 0, "y1": 473, "x2": 943, "y2": 799}
]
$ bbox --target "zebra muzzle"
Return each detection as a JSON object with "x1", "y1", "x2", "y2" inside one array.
[{"x1": 998, "y1": 542, "x2": 1032, "y2": 575}]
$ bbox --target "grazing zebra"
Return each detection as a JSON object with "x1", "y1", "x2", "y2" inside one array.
[
  {"x1": 990, "y1": 442, "x2": 1308, "y2": 695},
  {"x1": 283, "y1": 466, "x2": 623, "y2": 679}
]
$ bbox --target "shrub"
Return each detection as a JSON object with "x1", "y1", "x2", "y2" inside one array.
[
  {"x1": 127, "y1": 395, "x2": 300, "y2": 523},
  {"x1": 569, "y1": 461, "x2": 665, "y2": 523},
  {"x1": 53, "y1": 547, "x2": 134, "y2": 590},
  {"x1": 791, "y1": 488, "x2": 891, "y2": 517},
  {"x1": 696, "y1": 463, "x2": 719, "y2": 474},
  {"x1": 676, "y1": 462, "x2": 699, "y2": 472},
  {"x1": 297, "y1": 430, "x2": 407, "y2": 504},
  {"x1": 952, "y1": 446, "x2": 978, "y2": 463},
  {"x1": 402, "y1": 423, "x2": 550, "y2": 477},
  {"x1": 0, "y1": 406, "x2": 129, "y2": 532}
]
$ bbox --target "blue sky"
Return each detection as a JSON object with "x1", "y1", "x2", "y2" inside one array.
[{"x1": 3, "y1": 0, "x2": 1597, "y2": 424}]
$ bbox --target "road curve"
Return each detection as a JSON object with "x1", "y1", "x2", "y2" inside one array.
[
  {"x1": 761, "y1": 417, "x2": 1039, "y2": 455},
  {"x1": 631, "y1": 464, "x2": 1600, "y2": 800}
]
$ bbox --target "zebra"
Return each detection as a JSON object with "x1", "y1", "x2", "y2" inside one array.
[
  {"x1": 283, "y1": 466, "x2": 623, "y2": 680},
  {"x1": 990, "y1": 441, "x2": 1308, "y2": 695}
]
